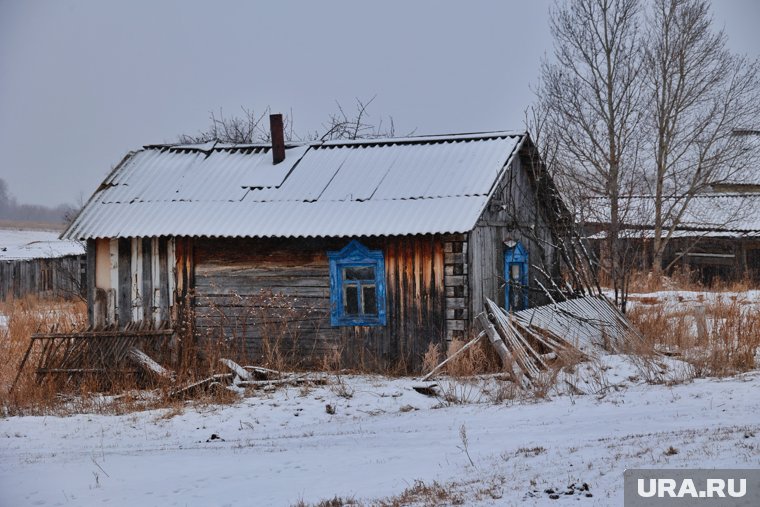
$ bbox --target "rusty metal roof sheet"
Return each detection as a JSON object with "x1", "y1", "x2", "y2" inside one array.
[{"x1": 63, "y1": 132, "x2": 524, "y2": 239}]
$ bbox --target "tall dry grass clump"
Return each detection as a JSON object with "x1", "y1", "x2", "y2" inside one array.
[
  {"x1": 441, "y1": 338, "x2": 501, "y2": 377},
  {"x1": 0, "y1": 295, "x2": 238, "y2": 416},
  {"x1": 627, "y1": 298, "x2": 760, "y2": 377},
  {"x1": 0, "y1": 296, "x2": 87, "y2": 414}
]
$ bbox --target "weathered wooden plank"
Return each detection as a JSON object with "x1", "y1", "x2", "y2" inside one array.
[
  {"x1": 444, "y1": 275, "x2": 466, "y2": 287},
  {"x1": 446, "y1": 319, "x2": 465, "y2": 331},
  {"x1": 158, "y1": 238, "x2": 169, "y2": 322},
  {"x1": 194, "y1": 282, "x2": 331, "y2": 294},
  {"x1": 142, "y1": 237, "x2": 152, "y2": 321},
  {"x1": 86, "y1": 240, "x2": 97, "y2": 325},
  {"x1": 195, "y1": 295, "x2": 329, "y2": 309},
  {"x1": 128, "y1": 347, "x2": 174, "y2": 380},
  {"x1": 131, "y1": 238, "x2": 143, "y2": 322},
  {"x1": 117, "y1": 238, "x2": 131, "y2": 325},
  {"x1": 445, "y1": 297, "x2": 465, "y2": 309},
  {"x1": 445, "y1": 308, "x2": 468, "y2": 320},
  {"x1": 196, "y1": 265, "x2": 329, "y2": 278},
  {"x1": 444, "y1": 252, "x2": 465, "y2": 265}
]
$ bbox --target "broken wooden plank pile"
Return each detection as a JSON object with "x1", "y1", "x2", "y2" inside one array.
[
  {"x1": 420, "y1": 295, "x2": 643, "y2": 388},
  {"x1": 169, "y1": 359, "x2": 328, "y2": 399}
]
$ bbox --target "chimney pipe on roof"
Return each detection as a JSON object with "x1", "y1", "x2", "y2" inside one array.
[{"x1": 270, "y1": 113, "x2": 285, "y2": 165}]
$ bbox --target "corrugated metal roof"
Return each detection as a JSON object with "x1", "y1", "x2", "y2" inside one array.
[
  {"x1": 0, "y1": 229, "x2": 84, "y2": 261},
  {"x1": 584, "y1": 194, "x2": 760, "y2": 232},
  {"x1": 64, "y1": 132, "x2": 525, "y2": 239}
]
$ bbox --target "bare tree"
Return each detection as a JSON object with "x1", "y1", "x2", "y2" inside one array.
[
  {"x1": 179, "y1": 97, "x2": 402, "y2": 145},
  {"x1": 178, "y1": 107, "x2": 278, "y2": 144},
  {"x1": 316, "y1": 96, "x2": 399, "y2": 141},
  {"x1": 644, "y1": 0, "x2": 760, "y2": 273},
  {"x1": 537, "y1": 0, "x2": 646, "y2": 310}
]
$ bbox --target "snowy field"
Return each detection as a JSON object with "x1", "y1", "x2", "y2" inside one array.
[{"x1": 1, "y1": 355, "x2": 758, "y2": 506}]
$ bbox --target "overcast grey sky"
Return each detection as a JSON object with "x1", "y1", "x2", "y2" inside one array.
[{"x1": 1, "y1": 0, "x2": 758, "y2": 207}]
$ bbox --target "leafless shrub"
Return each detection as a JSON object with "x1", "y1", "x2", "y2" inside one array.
[{"x1": 436, "y1": 379, "x2": 481, "y2": 406}]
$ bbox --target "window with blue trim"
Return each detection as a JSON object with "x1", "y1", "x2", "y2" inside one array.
[
  {"x1": 504, "y1": 241, "x2": 529, "y2": 311},
  {"x1": 328, "y1": 240, "x2": 386, "y2": 326}
]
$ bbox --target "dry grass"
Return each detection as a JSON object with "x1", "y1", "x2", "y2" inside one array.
[
  {"x1": 376, "y1": 480, "x2": 464, "y2": 507},
  {"x1": 0, "y1": 296, "x2": 246, "y2": 416},
  {"x1": 627, "y1": 298, "x2": 760, "y2": 377},
  {"x1": 626, "y1": 267, "x2": 755, "y2": 294},
  {"x1": 442, "y1": 338, "x2": 501, "y2": 377},
  {"x1": 290, "y1": 496, "x2": 358, "y2": 507},
  {"x1": 0, "y1": 292, "x2": 415, "y2": 416},
  {"x1": 0, "y1": 297, "x2": 87, "y2": 413}
]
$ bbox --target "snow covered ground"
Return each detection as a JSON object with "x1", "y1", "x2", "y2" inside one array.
[{"x1": 1, "y1": 355, "x2": 758, "y2": 506}]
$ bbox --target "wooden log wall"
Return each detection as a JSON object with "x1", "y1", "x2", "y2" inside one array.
[
  {"x1": 193, "y1": 235, "x2": 447, "y2": 370},
  {"x1": 0, "y1": 255, "x2": 85, "y2": 301},
  {"x1": 443, "y1": 234, "x2": 468, "y2": 341}
]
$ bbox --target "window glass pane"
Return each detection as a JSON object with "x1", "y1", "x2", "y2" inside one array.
[
  {"x1": 344, "y1": 284, "x2": 359, "y2": 315},
  {"x1": 344, "y1": 265, "x2": 375, "y2": 281},
  {"x1": 362, "y1": 285, "x2": 377, "y2": 315},
  {"x1": 510, "y1": 263, "x2": 521, "y2": 281}
]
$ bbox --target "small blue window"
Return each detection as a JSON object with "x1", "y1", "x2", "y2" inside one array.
[
  {"x1": 504, "y1": 241, "x2": 529, "y2": 311},
  {"x1": 328, "y1": 240, "x2": 386, "y2": 326}
]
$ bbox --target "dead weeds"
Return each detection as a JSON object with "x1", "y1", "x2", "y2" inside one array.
[{"x1": 627, "y1": 297, "x2": 759, "y2": 378}]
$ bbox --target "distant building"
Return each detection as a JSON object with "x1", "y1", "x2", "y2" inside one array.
[
  {"x1": 0, "y1": 229, "x2": 86, "y2": 300},
  {"x1": 63, "y1": 119, "x2": 568, "y2": 368},
  {"x1": 583, "y1": 130, "x2": 760, "y2": 283}
]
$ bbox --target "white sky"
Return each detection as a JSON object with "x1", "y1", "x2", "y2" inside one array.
[{"x1": 0, "y1": 0, "x2": 758, "y2": 207}]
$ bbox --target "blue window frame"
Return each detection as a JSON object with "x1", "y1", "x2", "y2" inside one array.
[
  {"x1": 504, "y1": 241, "x2": 529, "y2": 311},
  {"x1": 328, "y1": 240, "x2": 386, "y2": 326}
]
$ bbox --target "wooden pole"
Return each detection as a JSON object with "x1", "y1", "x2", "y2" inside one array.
[{"x1": 420, "y1": 331, "x2": 485, "y2": 382}]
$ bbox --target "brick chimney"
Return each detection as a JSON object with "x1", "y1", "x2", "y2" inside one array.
[{"x1": 270, "y1": 113, "x2": 285, "y2": 164}]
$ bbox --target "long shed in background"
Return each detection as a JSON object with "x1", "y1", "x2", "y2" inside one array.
[
  {"x1": 63, "y1": 120, "x2": 567, "y2": 369},
  {"x1": 584, "y1": 194, "x2": 760, "y2": 284},
  {"x1": 0, "y1": 228, "x2": 86, "y2": 300}
]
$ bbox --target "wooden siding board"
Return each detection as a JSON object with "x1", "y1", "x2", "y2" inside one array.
[
  {"x1": 141, "y1": 238, "x2": 152, "y2": 321},
  {"x1": 86, "y1": 240, "x2": 96, "y2": 325},
  {"x1": 468, "y1": 148, "x2": 560, "y2": 322},
  {"x1": 158, "y1": 238, "x2": 169, "y2": 322},
  {"x1": 117, "y1": 238, "x2": 131, "y2": 325}
]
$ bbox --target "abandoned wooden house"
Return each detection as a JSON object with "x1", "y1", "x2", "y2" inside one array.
[
  {"x1": 0, "y1": 229, "x2": 86, "y2": 300},
  {"x1": 62, "y1": 117, "x2": 567, "y2": 368}
]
